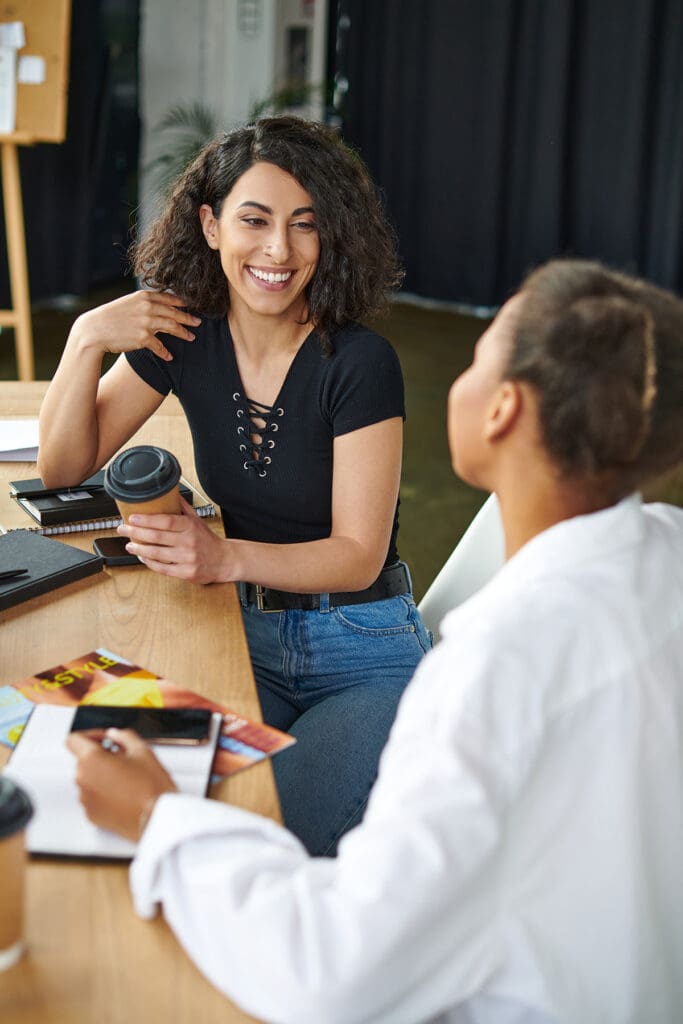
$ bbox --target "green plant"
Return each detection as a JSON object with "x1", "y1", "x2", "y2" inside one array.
[
  {"x1": 146, "y1": 102, "x2": 220, "y2": 196},
  {"x1": 249, "y1": 81, "x2": 327, "y2": 120},
  {"x1": 146, "y1": 84, "x2": 332, "y2": 197}
]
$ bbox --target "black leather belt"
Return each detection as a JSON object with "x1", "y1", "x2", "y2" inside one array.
[{"x1": 240, "y1": 562, "x2": 410, "y2": 612}]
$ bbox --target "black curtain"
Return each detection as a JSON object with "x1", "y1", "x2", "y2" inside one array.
[
  {"x1": 332, "y1": 0, "x2": 683, "y2": 307},
  {"x1": 0, "y1": 0, "x2": 139, "y2": 306}
]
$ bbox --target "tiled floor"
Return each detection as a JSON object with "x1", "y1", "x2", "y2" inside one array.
[{"x1": 2, "y1": 287, "x2": 680, "y2": 601}]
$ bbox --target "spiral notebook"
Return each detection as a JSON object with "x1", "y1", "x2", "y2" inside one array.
[{"x1": 6, "y1": 470, "x2": 216, "y2": 535}]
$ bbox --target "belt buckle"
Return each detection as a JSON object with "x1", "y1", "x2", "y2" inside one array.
[{"x1": 255, "y1": 584, "x2": 282, "y2": 613}]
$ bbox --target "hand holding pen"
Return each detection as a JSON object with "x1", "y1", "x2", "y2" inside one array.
[{"x1": 66, "y1": 727, "x2": 177, "y2": 841}]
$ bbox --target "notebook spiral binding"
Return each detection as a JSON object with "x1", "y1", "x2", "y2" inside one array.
[{"x1": 18, "y1": 504, "x2": 217, "y2": 536}]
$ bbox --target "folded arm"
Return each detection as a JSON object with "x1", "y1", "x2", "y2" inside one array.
[{"x1": 38, "y1": 291, "x2": 200, "y2": 486}]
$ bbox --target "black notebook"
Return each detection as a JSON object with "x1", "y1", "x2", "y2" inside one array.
[
  {"x1": 9, "y1": 470, "x2": 216, "y2": 533},
  {"x1": 10, "y1": 470, "x2": 118, "y2": 525},
  {"x1": 0, "y1": 530, "x2": 104, "y2": 611}
]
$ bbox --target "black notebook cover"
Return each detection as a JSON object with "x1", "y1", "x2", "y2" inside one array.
[
  {"x1": 10, "y1": 470, "x2": 106, "y2": 498},
  {"x1": 0, "y1": 530, "x2": 104, "y2": 611},
  {"x1": 10, "y1": 470, "x2": 195, "y2": 527}
]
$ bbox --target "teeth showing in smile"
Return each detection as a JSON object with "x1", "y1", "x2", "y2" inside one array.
[{"x1": 250, "y1": 268, "x2": 293, "y2": 283}]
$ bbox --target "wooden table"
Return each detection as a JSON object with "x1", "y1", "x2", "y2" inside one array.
[{"x1": 0, "y1": 383, "x2": 279, "y2": 1023}]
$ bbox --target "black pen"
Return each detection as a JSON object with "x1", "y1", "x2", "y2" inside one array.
[
  {"x1": 0, "y1": 567, "x2": 29, "y2": 582},
  {"x1": 10, "y1": 484, "x2": 106, "y2": 500}
]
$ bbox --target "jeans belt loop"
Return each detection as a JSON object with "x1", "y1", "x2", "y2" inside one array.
[{"x1": 254, "y1": 584, "x2": 285, "y2": 613}]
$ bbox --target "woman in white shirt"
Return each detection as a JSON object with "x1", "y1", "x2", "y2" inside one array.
[{"x1": 67, "y1": 258, "x2": 683, "y2": 1024}]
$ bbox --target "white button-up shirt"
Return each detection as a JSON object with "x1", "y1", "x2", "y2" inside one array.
[{"x1": 131, "y1": 495, "x2": 683, "y2": 1024}]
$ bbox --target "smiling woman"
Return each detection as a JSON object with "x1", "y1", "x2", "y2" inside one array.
[
  {"x1": 37, "y1": 116, "x2": 431, "y2": 857},
  {"x1": 198, "y1": 162, "x2": 320, "y2": 329}
]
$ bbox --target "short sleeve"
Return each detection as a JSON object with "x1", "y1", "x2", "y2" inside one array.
[
  {"x1": 322, "y1": 328, "x2": 405, "y2": 437},
  {"x1": 126, "y1": 336, "x2": 183, "y2": 397}
]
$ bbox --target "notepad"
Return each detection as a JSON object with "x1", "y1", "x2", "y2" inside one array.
[
  {"x1": 3, "y1": 704, "x2": 222, "y2": 858},
  {"x1": 0, "y1": 529, "x2": 103, "y2": 611}
]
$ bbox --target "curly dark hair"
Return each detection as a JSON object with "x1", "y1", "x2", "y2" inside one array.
[
  {"x1": 132, "y1": 116, "x2": 403, "y2": 348},
  {"x1": 508, "y1": 259, "x2": 683, "y2": 494}
]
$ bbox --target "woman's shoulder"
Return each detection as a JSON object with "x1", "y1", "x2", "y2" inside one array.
[
  {"x1": 643, "y1": 500, "x2": 683, "y2": 531},
  {"x1": 157, "y1": 313, "x2": 227, "y2": 357},
  {"x1": 311, "y1": 322, "x2": 404, "y2": 422},
  {"x1": 324, "y1": 322, "x2": 401, "y2": 372},
  {"x1": 329, "y1": 321, "x2": 395, "y2": 352},
  {"x1": 190, "y1": 313, "x2": 228, "y2": 341}
]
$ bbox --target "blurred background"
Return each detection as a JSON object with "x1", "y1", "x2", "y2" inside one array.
[{"x1": 0, "y1": 0, "x2": 681, "y2": 598}]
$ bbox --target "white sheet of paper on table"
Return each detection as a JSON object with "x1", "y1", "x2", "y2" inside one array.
[{"x1": 0, "y1": 419, "x2": 39, "y2": 461}]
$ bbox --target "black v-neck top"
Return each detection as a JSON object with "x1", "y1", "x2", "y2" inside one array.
[{"x1": 126, "y1": 318, "x2": 405, "y2": 564}]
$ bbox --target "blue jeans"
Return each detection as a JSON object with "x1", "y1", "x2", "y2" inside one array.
[{"x1": 239, "y1": 568, "x2": 431, "y2": 856}]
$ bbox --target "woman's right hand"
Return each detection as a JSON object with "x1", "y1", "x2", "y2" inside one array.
[
  {"x1": 71, "y1": 289, "x2": 202, "y2": 362},
  {"x1": 38, "y1": 290, "x2": 199, "y2": 487}
]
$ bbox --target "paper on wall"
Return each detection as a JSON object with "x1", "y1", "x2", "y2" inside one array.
[
  {"x1": 0, "y1": 45, "x2": 16, "y2": 134},
  {"x1": 0, "y1": 22, "x2": 25, "y2": 50},
  {"x1": 18, "y1": 55, "x2": 45, "y2": 85}
]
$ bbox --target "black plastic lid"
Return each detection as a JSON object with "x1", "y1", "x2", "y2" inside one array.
[
  {"x1": 104, "y1": 445, "x2": 181, "y2": 503},
  {"x1": 0, "y1": 776, "x2": 34, "y2": 838}
]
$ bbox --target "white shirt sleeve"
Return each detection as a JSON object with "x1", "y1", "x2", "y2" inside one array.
[{"x1": 130, "y1": 642, "x2": 505, "y2": 1024}]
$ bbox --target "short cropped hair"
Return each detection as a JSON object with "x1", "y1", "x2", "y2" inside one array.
[{"x1": 508, "y1": 259, "x2": 683, "y2": 494}]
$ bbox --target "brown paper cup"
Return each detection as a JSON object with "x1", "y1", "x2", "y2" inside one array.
[
  {"x1": 104, "y1": 446, "x2": 183, "y2": 527},
  {"x1": 115, "y1": 482, "x2": 181, "y2": 523}
]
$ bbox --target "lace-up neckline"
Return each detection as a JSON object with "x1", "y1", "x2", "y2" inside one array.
[{"x1": 233, "y1": 392, "x2": 284, "y2": 478}]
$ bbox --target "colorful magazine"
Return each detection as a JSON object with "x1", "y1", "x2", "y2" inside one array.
[{"x1": 0, "y1": 648, "x2": 295, "y2": 777}]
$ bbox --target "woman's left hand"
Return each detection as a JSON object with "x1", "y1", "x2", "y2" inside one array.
[{"x1": 118, "y1": 496, "x2": 228, "y2": 584}]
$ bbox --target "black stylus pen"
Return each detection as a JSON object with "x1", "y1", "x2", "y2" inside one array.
[{"x1": 0, "y1": 568, "x2": 29, "y2": 581}]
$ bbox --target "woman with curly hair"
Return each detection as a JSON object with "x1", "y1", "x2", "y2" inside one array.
[{"x1": 38, "y1": 116, "x2": 432, "y2": 856}]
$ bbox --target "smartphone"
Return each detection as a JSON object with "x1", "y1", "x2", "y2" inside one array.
[
  {"x1": 70, "y1": 706, "x2": 214, "y2": 745},
  {"x1": 93, "y1": 536, "x2": 141, "y2": 566}
]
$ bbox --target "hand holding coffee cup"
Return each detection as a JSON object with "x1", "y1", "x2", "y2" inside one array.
[
  {"x1": 104, "y1": 445, "x2": 182, "y2": 523},
  {"x1": 0, "y1": 777, "x2": 34, "y2": 971}
]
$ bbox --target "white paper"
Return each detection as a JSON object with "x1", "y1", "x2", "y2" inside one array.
[
  {"x1": 0, "y1": 22, "x2": 25, "y2": 50},
  {"x1": 18, "y1": 55, "x2": 45, "y2": 85},
  {"x1": 0, "y1": 419, "x2": 39, "y2": 461},
  {"x1": 3, "y1": 705, "x2": 222, "y2": 858},
  {"x1": 0, "y1": 45, "x2": 16, "y2": 135}
]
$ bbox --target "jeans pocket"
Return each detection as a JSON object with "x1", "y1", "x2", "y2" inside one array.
[{"x1": 333, "y1": 594, "x2": 428, "y2": 641}]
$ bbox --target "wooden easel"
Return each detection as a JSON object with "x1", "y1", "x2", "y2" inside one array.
[{"x1": 0, "y1": 0, "x2": 71, "y2": 381}]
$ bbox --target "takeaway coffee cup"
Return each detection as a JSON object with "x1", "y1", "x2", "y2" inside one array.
[
  {"x1": 0, "y1": 777, "x2": 34, "y2": 971},
  {"x1": 104, "y1": 445, "x2": 182, "y2": 522}
]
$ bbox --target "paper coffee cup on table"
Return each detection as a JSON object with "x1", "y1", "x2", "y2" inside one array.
[
  {"x1": 104, "y1": 445, "x2": 182, "y2": 522},
  {"x1": 0, "y1": 777, "x2": 34, "y2": 971}
]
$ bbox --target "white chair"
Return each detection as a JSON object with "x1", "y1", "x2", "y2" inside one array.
[{"x1": 418, "y1": 493, "x2": 505, "y2": 641}]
